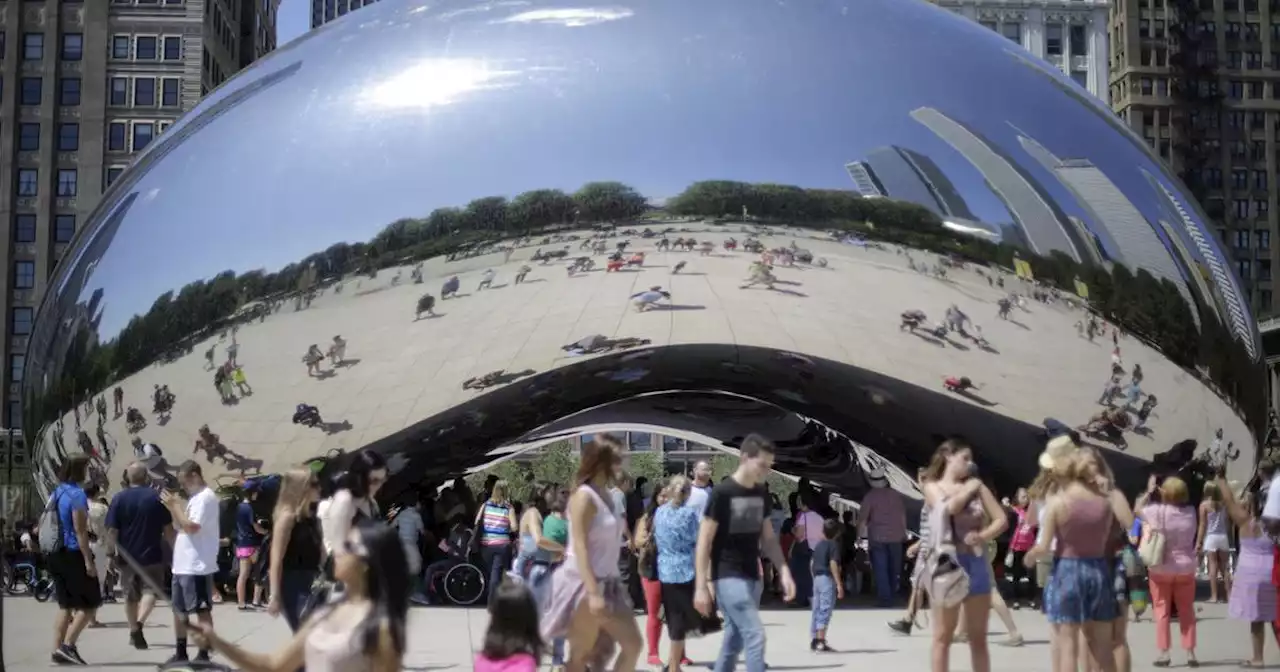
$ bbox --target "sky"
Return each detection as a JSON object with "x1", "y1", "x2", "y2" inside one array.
[
  {"x1": 59, "y1": 0, "x2": 1250, "y2": 345},
  {"x1": 277, "y1": 0, "x2": 310, "y2": 46}
]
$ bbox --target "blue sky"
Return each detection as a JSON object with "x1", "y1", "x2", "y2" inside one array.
[
  {"x1": 65, "y1": 0, "x2": 1247, "y2": 342},
  {"x1": 277, "y1": 0, "x2": 309, "y2": 46}
]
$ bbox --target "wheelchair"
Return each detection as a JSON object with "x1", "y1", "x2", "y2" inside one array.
[{"x1": 425, "y1": 529, "x2": 487, "y2": 606}]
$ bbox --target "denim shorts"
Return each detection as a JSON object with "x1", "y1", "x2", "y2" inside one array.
[{"x1": 955, "y1": 553, "x2": 992, "y2": 596}]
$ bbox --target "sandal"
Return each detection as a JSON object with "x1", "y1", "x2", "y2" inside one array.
[
  {"x1": 1188, "y1": 659, "x2": 1199, "y2": 668},
  {"x1": 1000, "y1": 634, "x2": 1025, "y2": 647},
  {"x1": 1153, "y1": 658, "x2": 1171, "y2": 668}
]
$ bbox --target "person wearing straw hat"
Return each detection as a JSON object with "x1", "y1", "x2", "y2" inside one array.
[{"x1": 856, "y1": 467, "x2": 907, "y2": 609}]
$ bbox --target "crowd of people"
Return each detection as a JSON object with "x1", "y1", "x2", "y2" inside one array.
[{"x1": 21, "y1": 422, "x2": 1280, "y2": 672}]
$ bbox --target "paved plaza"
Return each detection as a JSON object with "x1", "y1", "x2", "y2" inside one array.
[
  {"x1": 44, "y1": 225, "x2": 1254, "y2": 489},
  {"x1": 0, "y1": 594, "x2": 1263, "y2": 671}
]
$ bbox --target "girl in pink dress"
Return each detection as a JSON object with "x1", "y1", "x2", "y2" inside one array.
[{"x1": 475, "y1": 582, "x2": 542, "y2": 672}]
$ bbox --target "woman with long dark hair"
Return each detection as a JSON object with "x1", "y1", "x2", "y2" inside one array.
[
  {"x1": 633, "y1": 482, "x2": 668, "y2": 665},
  {"x1": 266, "y1": 469, "x2": 324, "y2": 631},
  {"x1": 192, "y1": 520, "x2": 409, "y2": 672},
  {"x1": 540, "y1": 436, "x2": 642, "y2": 672},
  {"x1": 319, "y1": 449, "x2": 388, "y2": 559}
]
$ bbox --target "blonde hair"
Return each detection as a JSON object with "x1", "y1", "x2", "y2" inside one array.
[
  {"x1": 666, "y1": 475, "x2": 692, "y2": 507},
  {"x1": 490, "y1": 480, "x2": 509, "y2": 503},
  {"x1": 1202, "y1": 481, "x2": 1221, "y2": 503},
  {"x1": 1160, "y1": 476, "x2": 1190, "y2": 505},
  {"x1": 273, "y1": 469, "x2": 315, "y2": 521}
]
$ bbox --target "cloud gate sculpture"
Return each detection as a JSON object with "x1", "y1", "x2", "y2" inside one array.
[{"x1": 22, "y1": 0, "x2": 1267, "y2": 506}]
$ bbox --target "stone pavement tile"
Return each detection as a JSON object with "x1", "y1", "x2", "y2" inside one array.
[{"x1": 0, "y1": 596, "x2": 1261, "y2": 672}]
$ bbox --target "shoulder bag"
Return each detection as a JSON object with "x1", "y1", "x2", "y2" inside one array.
[
  {"x1": 1137, "y1": 505, "x2": 1167, "y2": 568},
  {"x1": 916, "y1": 498, "x2": 970, "y2": 609}
]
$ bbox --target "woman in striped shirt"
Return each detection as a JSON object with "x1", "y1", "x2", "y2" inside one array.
[{"x1": 474, "y1": 480, "x2": 518, "y2": 606}]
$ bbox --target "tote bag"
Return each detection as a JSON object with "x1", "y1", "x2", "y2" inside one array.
[{"x1": 1137, "y1": 506, "x2": 1167, "y2": 568}]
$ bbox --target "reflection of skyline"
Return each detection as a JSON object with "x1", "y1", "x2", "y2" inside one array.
[
  {"x1": 1144, "y1": 169, "x2": 1259, "y2": 359},
  {"x1": 845, "y1": 161, "x2": 885, "y2": 197},
  {"x1": 910, "y1": 107, "x2": 1083, "y2": 263},
  {"x1": 864, "y1": 146, "x2": 976, "y2": 220},
  {"x1": 48, "y1": 0, "x2": 1255, "y2": 365},
  {"x1": 1018, "y1": 133, "x2": 1200, "y2": 328}
]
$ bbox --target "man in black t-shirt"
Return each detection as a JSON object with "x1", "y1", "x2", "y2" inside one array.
[{"x1": 695, "y1": 435, "x2": 795, "y2": 672}]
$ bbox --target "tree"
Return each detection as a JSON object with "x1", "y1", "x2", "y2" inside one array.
[
  {"x1": 464, "y1": 459, "x2": 532, "y2": 503},
  {"x1": 528, "y1": 441, "x2": 579, "y2": 487},
  {"x1": 625, "y1": 452, "x2": 666, "y2": 490},
  {"x1": 573, "y1": 182, "x2": 648, "y2": 222}
]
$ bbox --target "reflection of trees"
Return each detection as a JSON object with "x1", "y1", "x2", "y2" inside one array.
[{"x1": 36, "y1": 178, "x2": 1264, "y2": 444}]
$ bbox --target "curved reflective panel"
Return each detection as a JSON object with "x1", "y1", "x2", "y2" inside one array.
[{"x1": 23, "y1": 0, "x2": 1266, "y2": 504}]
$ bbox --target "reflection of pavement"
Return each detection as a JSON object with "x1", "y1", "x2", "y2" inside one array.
[
  {"x1": 0, "y1": 597, "x2": 1255, "y2": 672},
  {"x1": 57, "y1": 226, "x2": 1251, "y2": 484}
]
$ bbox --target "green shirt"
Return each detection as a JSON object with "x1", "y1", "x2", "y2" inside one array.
[{"x1": 543, "y1": 514, "x2": 568, "y2": 545}]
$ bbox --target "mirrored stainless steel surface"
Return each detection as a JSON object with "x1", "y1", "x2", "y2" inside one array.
[{"x1": 23, "y1": 0, "x2": 1266, "y2": 503}]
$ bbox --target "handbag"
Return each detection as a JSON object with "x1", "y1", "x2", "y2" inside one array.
[
  {"x1": 916, "y1": 499, "x2": 970, "y2": 609},
  {"x1": 1137, "y1": 506, "x2": 1167, "y2": 568}
]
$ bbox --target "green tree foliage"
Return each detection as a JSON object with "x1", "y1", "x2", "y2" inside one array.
[
  {"x1": 528, "y1": 441, "x2": 579, "y2": 487},
  {"x1": 625, "y1": 452, "x2": 666, "y2": 490}
]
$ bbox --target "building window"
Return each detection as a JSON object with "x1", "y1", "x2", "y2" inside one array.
[
  {"x1": 13, "y1": 261, "x2": 34, "y2": 290},
  {"x1": 163, "y1": 35, "x2": 182, "y2": 60},
  {"x1": 22, "y1": 33, "x2": 42, "y2": 61},
  {"x1": 7, "y1": 401, "x2": 20, "y2": 430},
  {"x1": 18, "y1": 123, "x2": 39, "y2": 151},
  {"x1": 1257, "y1": 170, "x2": 1269, "y2": 190},
  {"x1": 57, "y1": 123, "x2": 78, "y2": 151},
  {"x1": 111, "y1": 35, "x2": 130, "y2": 60},
  {"x1": 54, "y1": 214, "x2": 74, "y2": 243},
  {"x1": 1046, "y1": 24, "x2": 1063, "y2": 55},
  {"x1": 107, "y1": 122, "x2": 127, "y2": 151},
  {"x1": 11, "y1": 308, "x2": 32, "y2": 335},
  {"x1": 16, "y1": 169, "x2": 37, "y2": 197},
  {"x1": 1262, "y1": 260, "x2": 1274, "y2": 282},
  {"x1": 134, "y1": 78, "x2": 156, "y2": 106},
  {"x1": 105, "y1": 166, "x2": 124, "y2": 187},
  {"x1": 132, "y1": 122, "x2": 154, "y2": 151},
  {"x1": 109, "y1": 77, "x2": 127, "y2": 106},
  {"x1": 1263, "y1": 289, "x2": 1274, "y2": 311},
  {"x1": 19, "y1": 77, "x2": 41, "y2": 105},
  {"x1": 161, "y1": 78, "x2": 180, "y2": 106},
  {"x1": 59, "y1": 77, "x2": 80, "y2": 106},
  {"x1": 1237, "y1": 230, "x2": 1251, "y2": 248},
  {"x1": 13, "y1": 214, "x2": 35, "y2": 243},
  {"x1": 1235, "y1": 198, "x2": 1250, "y2": 218},
  {"x1": 56, "y1": 169, "x2": 77, "y2": 197},
  {"x1": 135, "y1": 36, "x2": 158, "y2": 60},
  {"x1": 1239, "y1": 259, "x2": 1253, "y2": 280},
  {"x1": 1002, "y1": 22, "x2": 1021, "y2": 43},
  {"x1": 61, "y1": 33, "x2": 82, "y2": 61},
  {"x1": 628, "y1": 432, "x2": 652, "y2": 452},
  {"x1": 1069, "y1": 24, "x2": 1087, "y2": 55},
  {"x1": 1257, "y1": 199, "x2": 1269, "y2": 217},
  {"x1": 9, "y1": 354, "x2": 23, "y2": 384},
  {"x1": 1071, "y1": 71, "x2": 1088, "y2": 88},
  {"x1": 1234, "y1": 168, "x2": 1249, "y2": 188},
  {"x1": 1258, "y1": 229, "x2": 1271, "y2": 250}
]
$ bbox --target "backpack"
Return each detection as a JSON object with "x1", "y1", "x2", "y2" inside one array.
[
  {"x1": 914, "y1": 501, "x2": 970, "y2": 609},
  {"x1": 37, "y1": 488, "x2": 67, "y2": 555}
]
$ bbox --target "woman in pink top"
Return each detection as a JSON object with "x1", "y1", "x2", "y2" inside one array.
[
  {"x1": 1006, "y1": 488, "x2": 1037, "y2": 609},
  {"x1": 1138, "y1": 476, "x2": 1199, "y2": 668},
  {"x1": 539, "y1": 437, "x2": 642, "y2": 672}
]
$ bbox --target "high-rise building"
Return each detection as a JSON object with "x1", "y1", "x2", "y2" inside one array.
[
  {"x1": 0, "y1": 0, "x2": 280, "y2": 490},
  {"x1": 1017, "y1": 133, "x2": 1200, "y2": 326},
  {"x1": 865, "y1": 146, "x2": 978, "y2": 220},
  {"x1": 844, "y1": 161, "x2": 885, "y2": 197},
  {"x1": 911, "y1": 106, "x2": 1084, "y2": 261},
  {"x1": 930, "y1": 0, "x2": 1111, "y2": 102},
  {"x1": 1109, "y1": 0, "x2": 1277, "y2": 317},
  {"x1": 311, "y1": 0, "x2": 381, "y2": 29}
]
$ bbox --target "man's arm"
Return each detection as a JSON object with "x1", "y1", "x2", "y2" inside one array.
[
  {"x1": 165, "y1": 492, "x2": 200, "y2": 534},
  {"x1": 70, "y1": 495, "x2": 93, "y2": 571}
]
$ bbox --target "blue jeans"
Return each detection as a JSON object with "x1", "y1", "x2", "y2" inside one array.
[
  {"x1": 481, "y1": 544, "x2": 512, "y2": 606},
  {"x1": 810, "y1": 574, "x2": 836, "y2": 637},
  {"x1": 788, "y1": 544, "x2": 812, "y2": 605},
  {"x1": 528, "y1": 564, "x2": 565, "y2": 665},
  {"x1": 869, "y1": 541, "x2": 904, "y2": 607},
  {"x1": 713, "y1": 578, "x2": 766, "y2": 672}
]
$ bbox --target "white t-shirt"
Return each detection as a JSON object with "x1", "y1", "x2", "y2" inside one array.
[
  {"x1": 172, "y1": 487, "x2": 221, "y2": 576},
  {"x1": 1263, "y1": 478, "x2": 1280, "y2": 521},
  {"x1": 687, "y1": 484, "x2": 712, "y2": 516}
]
